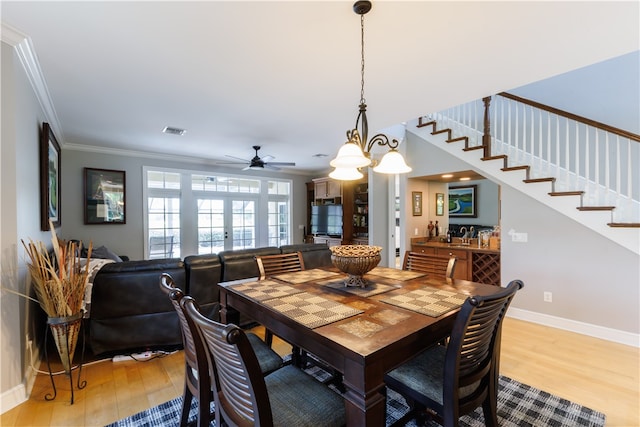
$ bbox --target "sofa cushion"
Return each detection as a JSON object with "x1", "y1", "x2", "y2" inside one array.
[
  {"x1": 218, "y1": 247, "x2": 280, "y2": 281},
  {"x1": 184, "y1": 254, "x2": 222, "y2": 303}
]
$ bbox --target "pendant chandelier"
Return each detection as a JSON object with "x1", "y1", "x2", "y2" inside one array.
[{"x1": 329, "y1": 0, "x2": 411, "y2": 181}]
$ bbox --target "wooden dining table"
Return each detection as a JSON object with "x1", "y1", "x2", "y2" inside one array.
[{"x1": 219, "y1": 266, "x2": 501, "y2": 427}]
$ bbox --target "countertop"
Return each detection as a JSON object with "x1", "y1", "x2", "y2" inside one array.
[{"x1": 411, "y1": 239, "x2": 500, "y2": 254}]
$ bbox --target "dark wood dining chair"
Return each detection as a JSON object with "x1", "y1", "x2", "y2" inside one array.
[
  {"x1": 256, "y1": 251, "x2": 306, "y2": 280},
  {"x1": 384, "y1": 279, "x2": 524, "y2": 427},
  {"x1": 255, "y1": 252, "x2": 305, "y2": 346},
  {"x1": 255, "y1": 251, "x2": 343, "y2": 389},
  {"x1": 182, "y1": 295, "x2": 346, "y2": 427},
  {"x1": 402, "y1": 251, "x2": 457, "y2": 284},
  {"x1": 159, "y1": 273, "x2": 284, "y2": 427}
]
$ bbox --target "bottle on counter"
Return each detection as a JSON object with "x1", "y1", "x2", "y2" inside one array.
[
  {"x1": 435, "y1": 221, "x2": 439, "y2": 236},
  {"x1": 446, "y1": 228, "x2": 452, "y2": 244},
  {"x1": 428, "y1": 221, "x2": 434, "y2": 238}
]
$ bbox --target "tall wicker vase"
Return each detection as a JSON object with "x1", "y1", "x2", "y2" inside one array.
[{"x1": 47, "y1": 311, "x2": 83, "y2": 375}]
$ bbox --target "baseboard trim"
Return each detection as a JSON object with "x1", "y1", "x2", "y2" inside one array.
[
  {"x1": 1, "y1": 351, "x2": 39, "y2": 414},
  {"x1": 507, "y1": 308, "x2": 639, "y2": 348}
]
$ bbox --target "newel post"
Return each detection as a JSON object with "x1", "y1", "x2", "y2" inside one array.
[{"x1": 482, "y1": 96, "x2": 492, "y2": 158}]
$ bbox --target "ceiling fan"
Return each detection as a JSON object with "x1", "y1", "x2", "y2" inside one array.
[{"x1": 216, "y1": 145, "x2": 296, "y2": 171}]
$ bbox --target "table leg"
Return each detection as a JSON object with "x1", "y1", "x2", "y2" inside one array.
[{"x1": 342, "y1": 359, "x2": 387, "y2": 426}]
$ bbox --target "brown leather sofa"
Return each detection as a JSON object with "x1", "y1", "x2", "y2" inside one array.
[{"x1": 87, "y1": 243, "x2": 331, "y2": 356}]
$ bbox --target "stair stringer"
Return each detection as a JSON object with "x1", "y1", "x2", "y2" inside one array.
[{"x1": 407, "y1": 119, "x2": 640, "y2": 255}]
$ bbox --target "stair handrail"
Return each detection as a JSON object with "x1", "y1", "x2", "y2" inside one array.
[{"x1": 496, "y1": 92, "x2": 640, "y2": 143}]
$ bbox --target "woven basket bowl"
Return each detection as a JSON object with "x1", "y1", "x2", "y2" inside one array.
[{"x1": 329, "y1": 245, "x2": 382, "y2": 279}]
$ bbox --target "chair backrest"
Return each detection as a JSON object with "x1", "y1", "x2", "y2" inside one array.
[
  {"x1": 150, "y1": 235, "x2": 174, "y2": 258},
  {"x1": 402, "y1": 251, "x2": 456, "y2": 283},
  {"x1": 444, "y1": 279, "x2": 523, "y2": 416},
  {"x1": 158, "y1": 273, "x2": 216, "y2": 395},
  {"x1": 256, "y1": 251, "x2": 305, "y2": 280},
  {"x1": 182, "y1": 296, "x2": 273, "y2": 427}
]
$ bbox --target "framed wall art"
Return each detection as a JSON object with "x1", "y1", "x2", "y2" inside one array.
[
  {"x1": 84, "y1": 168, "x2": 126, "y2": 224},
  {"x1": 412, "y1": 191, "x2": 422, "y2": 216},
  {"x1": 449, "y1": 185, "x2": 477, "y2": 218},
  {"x1": 40, "y1": 122, "x2": 61, "y2": 230},
  {"x1": 435, "y1": 193, "x2": 445, "y2": 216}
]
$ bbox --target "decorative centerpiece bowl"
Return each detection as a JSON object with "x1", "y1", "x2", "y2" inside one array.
[{"x1": 329, "y1": 245, "x2": 382, "y2": 288}]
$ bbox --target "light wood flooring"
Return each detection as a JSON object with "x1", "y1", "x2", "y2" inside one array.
[{"x1": 2, "y1": 318, "x2": 638, "y2": 426}]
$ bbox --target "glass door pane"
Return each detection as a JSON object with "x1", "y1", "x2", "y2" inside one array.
[
  {"x1": 197, "y1": 198, "x2": 226, "y2": 254},
  {"x1": 231, "y1": 199, "x2": 256, "y2": 249}
]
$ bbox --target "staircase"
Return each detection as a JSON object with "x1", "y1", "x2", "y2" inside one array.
[{"x1": 408, "y1": 93, "x2": 640, "y2": 254}]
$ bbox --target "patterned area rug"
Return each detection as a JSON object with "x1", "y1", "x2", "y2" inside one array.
[{"x1": 106, "y1": 366, "x2": 605, "y2": 427}]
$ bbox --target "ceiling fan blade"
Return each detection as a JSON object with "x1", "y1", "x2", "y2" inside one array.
[
  {"x1": 265, "y1": 162, "x2": 296, "y2": 166},
  {"x1": 225, "y1": 154, "x2": 250, "y2": 162},
  {"x1": 242, "y1": 165, "x2": 252, "y2": 171},
  {"x1": 264, "y1": 164, "x2": 281, "y2": 171},
  {"x1": 261, "y1": 155, "x2": 275, "y2": 162}
]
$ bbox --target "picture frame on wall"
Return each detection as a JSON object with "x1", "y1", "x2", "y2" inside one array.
[
  {"x1": 412, "y1": 191, "x2": 422, "y2": 216},
  {"x1": 84, "y1": 168, "x2": 126, "y2": 224},
  {"x1": 449, "y1": 185, "x2": 477, "y2": 218},
  {"x1": 436, "y1": 193, "x2": 445, "y2": 216},
  {"x1": 40, "y1": 122, "x2": 61, "y2": 231}
]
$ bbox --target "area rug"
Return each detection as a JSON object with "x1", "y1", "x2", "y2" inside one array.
[{"x1": 106, "y1": 367, "x2": 605, "y2": 427}]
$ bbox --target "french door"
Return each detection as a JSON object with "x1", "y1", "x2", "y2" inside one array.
[{"x1": 197, "y1": 196, "x2": 257, "y2": 253}]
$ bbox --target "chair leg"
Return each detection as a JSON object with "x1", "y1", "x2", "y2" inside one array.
[
  {"x1": 482, "y1": 396, "x2": 499, "y2": 427},
  {"x1": 180, "y1": 386, "x2": 193, "y2": 427},
  {"x1": 264, "y1": 329, "x2": 274, "y2": 347}
]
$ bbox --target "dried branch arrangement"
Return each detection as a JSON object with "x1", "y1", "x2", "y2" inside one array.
[{"x1": 22, "y1": 221, "x2": 93, "y2": 318}]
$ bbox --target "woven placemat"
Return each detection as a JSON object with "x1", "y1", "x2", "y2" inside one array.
[
  {"x1": 381, "y1": 286, "x2": 468, "y2": 317},
  {"x1": 319, "y1": 277, "x2": 398, "y2": 297},
  {"x1": 368, "y1": 267, "x2": 426, "y2": 281},
  {"x1": 228, "y1": 280, "x2": 304, "y2": 302},
  {"x1": 273, "y1": 269, "x2": 342, "y2": 284},
  {"x1": 261, "y1": 292, "x2": 363, "y2": 329}
]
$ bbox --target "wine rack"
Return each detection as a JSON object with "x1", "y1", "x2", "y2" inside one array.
[{"x1": 472, "y1": 252, "x2": 501, "y2": 286}]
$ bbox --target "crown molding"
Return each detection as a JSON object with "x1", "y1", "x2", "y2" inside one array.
[{"x1": 1, "y1": 22, "x2": 63, "y2": 143}]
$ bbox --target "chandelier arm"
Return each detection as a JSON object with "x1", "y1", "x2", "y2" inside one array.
[{"x1": 368, "y1": 134, "x2": 399, "y2": 152}]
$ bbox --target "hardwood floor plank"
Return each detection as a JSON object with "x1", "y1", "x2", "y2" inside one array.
[{"x1": 1, "y1": 320, "x2": 638, "y2": 426}]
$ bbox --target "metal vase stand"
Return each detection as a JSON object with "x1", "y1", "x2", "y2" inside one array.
[{"x1": 44, "y1": 311, "x2": 87, "y2": 404}]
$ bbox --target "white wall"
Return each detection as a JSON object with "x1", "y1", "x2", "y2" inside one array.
[{"x1": 1, "y1": 41, "x2": 51, "y2": 412}]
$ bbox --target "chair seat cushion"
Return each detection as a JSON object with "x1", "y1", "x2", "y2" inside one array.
[
  {"x1": 265, "y1": 365, "x2": 345, "y2": 427},
  {"x1": 246, "y1": 333, "x2": 283, "y2": 375},
  {"x1": 385, "y1": 345, "x2": 479, "y2": 407}
]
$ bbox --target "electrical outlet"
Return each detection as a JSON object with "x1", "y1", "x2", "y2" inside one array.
[
  {"x1": 543, "y1": 291, "x2": 553, "y2": 303},
  {"x1": 512, "y1": 232, "x2": 528, "y2": 243}
]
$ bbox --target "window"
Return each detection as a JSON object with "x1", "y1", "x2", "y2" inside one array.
[
  {"x1": 144, "y1": 168, "x2": 291, "y2": 258},
  {"x1": 146, "y1": 171, "x2": 181, "y2": 259}
]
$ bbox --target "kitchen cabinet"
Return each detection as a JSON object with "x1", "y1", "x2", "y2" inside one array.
[
  {"x1": 408, "y1": 239, "x2": 500, "y2": 285},
  {"x1": 313, "y1": 178, "x2": 341, "y2": 200}
]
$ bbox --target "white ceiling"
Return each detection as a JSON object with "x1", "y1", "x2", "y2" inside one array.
[{"x1": 2, "y1": 1, "x2": 638, "y2": 175}]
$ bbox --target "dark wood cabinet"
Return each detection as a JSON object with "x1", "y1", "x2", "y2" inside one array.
[{"x1": 307, "y1": 177, "x2": 369, "y2": 245}]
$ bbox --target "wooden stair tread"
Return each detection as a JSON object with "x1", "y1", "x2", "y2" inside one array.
[
  {"x1": 482, "y1": 155, "x2": 507, "y2": 161},
  {"x1": 549, "y1": 191, "x2": 584, "y2": 196},
  {"x1": 608, "y1": 223, "x2": 640, "y2": 228},
  {"x1": 502, "y1": 165, "x2": 530, "y2": 172},
  {"x1": 447, "y1": 136, "x2": 468, "y2": 143},
  {"x1": 577, "y1": 206, "x2": 616, "y2": 211},
  {"x1": 463, "y1": 146, "x2": 484, "y2": 152},
  {"x1": 524, "y1": 177, "x2": 556, "y2": 183}
]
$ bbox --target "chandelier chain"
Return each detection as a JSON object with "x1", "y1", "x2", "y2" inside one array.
[{"x1": 360, "y1": 13, "x2": 366, "y2": 105}]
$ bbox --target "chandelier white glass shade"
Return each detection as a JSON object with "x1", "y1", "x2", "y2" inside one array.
[{"x1": 329, "y1": 1, "x2": 412, "y2": 181}]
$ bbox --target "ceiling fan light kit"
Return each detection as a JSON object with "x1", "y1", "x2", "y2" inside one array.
[{"x1": 329, "y1": 0, "x2": 412, "y2": 181}]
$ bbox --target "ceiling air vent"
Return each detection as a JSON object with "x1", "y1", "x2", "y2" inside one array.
[{"x1": 162, "y1": 126, "x2": 186, "y2": 136}]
